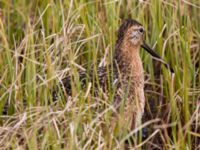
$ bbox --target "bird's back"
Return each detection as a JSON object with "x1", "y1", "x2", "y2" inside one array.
[{"x1": 59, "y1": 64, "x2": 121, "y2": 98}]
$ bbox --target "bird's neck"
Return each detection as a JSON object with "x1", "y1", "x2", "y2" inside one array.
[{"x1": 114, "y1": 43, "x2": 144, "y2": 80}]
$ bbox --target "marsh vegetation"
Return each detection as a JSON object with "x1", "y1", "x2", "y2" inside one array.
[{"x1": 0, "y1": 0, "x2": 200, "y2": 149}]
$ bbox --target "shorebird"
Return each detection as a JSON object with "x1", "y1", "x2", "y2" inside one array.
[{"x1": 58, "y1": 19, "x2": 173, "y2": 129}]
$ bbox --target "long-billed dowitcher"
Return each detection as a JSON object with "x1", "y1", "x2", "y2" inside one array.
[{"x1": 57, "y1": 19, "x2": 173, "y2": 129}]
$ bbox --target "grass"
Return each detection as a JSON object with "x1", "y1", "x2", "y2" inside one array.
[{"x1": 0, "y1": 0, "x2": 200, "y2": 149}]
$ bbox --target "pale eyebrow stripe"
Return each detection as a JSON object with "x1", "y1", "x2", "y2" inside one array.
[{"x1": 131, "y1": 26, "x2": 144, "y2": 31}]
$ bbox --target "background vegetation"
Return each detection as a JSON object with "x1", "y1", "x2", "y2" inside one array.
[{"x1": 0, "y1": 0, "x2": 199, "y2": 149}]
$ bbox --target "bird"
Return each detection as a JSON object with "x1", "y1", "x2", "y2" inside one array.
[{"x1": 56, "y1": 19, "x2": 174, "y2": 130}]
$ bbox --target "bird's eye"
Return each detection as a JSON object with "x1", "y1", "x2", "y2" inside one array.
[{"x1": 139, "y1": 27, "x2": 144, "y2": 33}]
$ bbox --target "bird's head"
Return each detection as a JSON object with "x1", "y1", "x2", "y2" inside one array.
[
  {"x1": 115, "y1": 19, "x2": 174, "y2": 73},
  {"x1": 116, "y1": 19, "x2": 145, "y2": 49}
]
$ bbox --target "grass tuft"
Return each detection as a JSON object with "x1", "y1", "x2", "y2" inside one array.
[{"x1": 0, "y1": 0, "x2": 200, "y2": 149}]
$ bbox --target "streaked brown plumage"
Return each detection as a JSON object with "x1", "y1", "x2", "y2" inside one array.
[{"x1": 58, "y1": 19, "x2": 173, "y2": 129}]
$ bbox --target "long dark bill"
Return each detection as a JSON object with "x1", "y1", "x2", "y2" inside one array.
[{"x1": 141, "y1": 42, "x2": 174, "y2": 73}]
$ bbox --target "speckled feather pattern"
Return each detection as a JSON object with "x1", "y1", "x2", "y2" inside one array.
[{"x1": 58, "y1": 19, "x2": 146, "y2": 129}]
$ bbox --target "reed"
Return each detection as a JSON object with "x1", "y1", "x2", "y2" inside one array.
[{"x1": 0, "y1": 0, "x2": 199, "y2": 149}]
